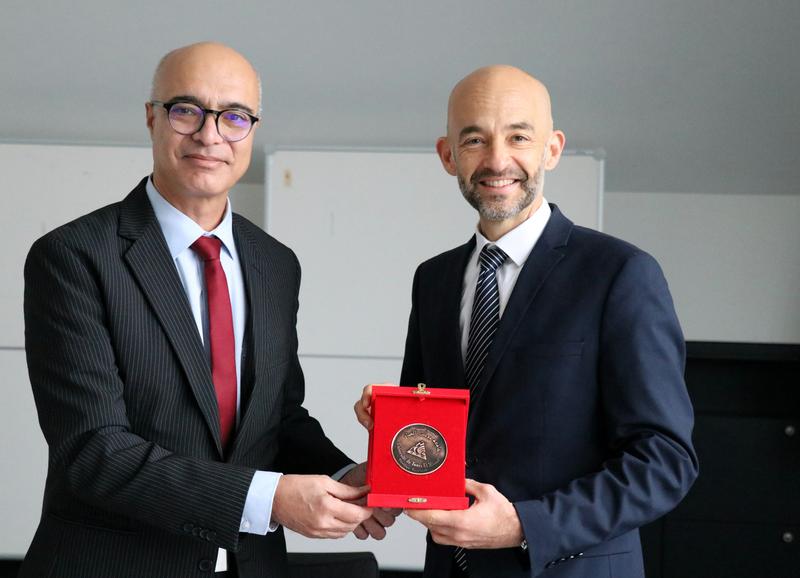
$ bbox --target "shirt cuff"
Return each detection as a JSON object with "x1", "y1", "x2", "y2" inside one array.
[
  {"x1": 240, "y1": 470, "x2": 282, "y2": 534},
  {"x1": 331, "y1": 462, "x2": 358, "y2": 482}
]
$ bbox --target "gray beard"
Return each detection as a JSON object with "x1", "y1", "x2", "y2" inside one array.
[{"x1": 458, "y1": 162, "x2": 545, "y2": 222}]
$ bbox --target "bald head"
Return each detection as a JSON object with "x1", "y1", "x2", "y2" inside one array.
[
  {"x1": 436, "y1": 65, "x2": 566, "y2": 240},
  {"x1": 446, "y1": 65, "x2": 553, "y2": 138},
  {"x1": 146, "y1": 42, "x2": 263, "y2": 228},
  {"x1": 151, "y1": 42, "x2": 262, "y2": 115}
]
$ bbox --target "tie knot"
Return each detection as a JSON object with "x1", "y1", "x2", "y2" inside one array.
[
  {"x1": 479, "y1": 244, "x2": 507, "y2": 273},
  {"x1": 191, "y1": 235, "x2": 223, "y2": 262}
]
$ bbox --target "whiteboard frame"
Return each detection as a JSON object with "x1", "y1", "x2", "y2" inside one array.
[
  {"x1": 263, "y1": 146, "x2": 605, "y2": 359},
  {"x1": 263, "y1": 145, "x2": 605, "y2": 569}
]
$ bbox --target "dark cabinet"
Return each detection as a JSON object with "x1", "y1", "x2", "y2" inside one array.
[
  {"x1": 641, "y1": 342, "x2": 800, "y2": 578},
  {"x1": 662, "y1": 519, "x2": 799, "y2": 577}
]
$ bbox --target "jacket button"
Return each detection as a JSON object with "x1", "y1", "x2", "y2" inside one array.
[
  {"x1": 782, "y1": 531, "x2": 794, "y2": 544},
  {"x1": 182, "y1": 523, "x2": 193, "y2": 533},
  {"x1": 207, "y1": 531, "x2": 216, "y2": 541},
  {"x1": 198, "y1": 559, "x2": 214, "y2": 572}
]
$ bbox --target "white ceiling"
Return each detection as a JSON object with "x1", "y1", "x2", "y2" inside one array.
[{"x1": 1, "y1": 0, "x2": 798, "y2": 194}]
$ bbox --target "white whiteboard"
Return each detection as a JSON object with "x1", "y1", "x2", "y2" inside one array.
[
  {"x1": 266, "y1": 148, "x2": 604, "y2": 358},
  {"x1": 266, "y1": 148, "x2": 603, "y2": 570},
  {"x1": 0, "y1": 143, "x2": 154, "y2": 348},
  {"x1": 0, "y1": 349, "x2": 47, "y2": 557}
]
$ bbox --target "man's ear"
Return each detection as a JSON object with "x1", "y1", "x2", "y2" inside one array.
[
  {"x1": 544, "y1": 130, "x2": 566, "y2": 171},
  {"x1": 436, "y1": 136, "x2": 457, "y2": 176},
  {"x1": 145, "y1": 102, "x2": 156, "y2": 136}
]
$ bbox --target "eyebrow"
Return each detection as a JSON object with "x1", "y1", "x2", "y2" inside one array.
[
  {"x1": 508, "y1": 122, "x2": 535, "y2": 132},
  {"x1": 458, "y1": 122, "x2": 536, "y2": 139},
  {"x1": 165, "y1": 94, "x2": 257, "y2": 116},
  {"x1": 458, "y1": 125, "x2": 482, "y2": 139}
]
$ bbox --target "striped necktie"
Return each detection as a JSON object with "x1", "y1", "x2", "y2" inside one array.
[
  {"x1": 464, "y1": 244, "x2": 508, "y2": 392},
  {"x1": 456, "y1": 243, "x2": 507, "y2": 574}
]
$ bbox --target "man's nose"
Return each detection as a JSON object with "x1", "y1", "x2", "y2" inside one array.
[
  {"x1": 484, "y1": 142, "x2": 512, "y2": 172},
  {"x1": 193, "y1": 113, "x2": 224, "y2": 145}
]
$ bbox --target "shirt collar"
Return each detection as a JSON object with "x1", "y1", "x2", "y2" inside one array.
[
  {"x1": 474, "y1": 199, "x2": 552, "y2": 267},
  {"x1": 146, "y1": 176, "x2": 236, "y2": 259}
]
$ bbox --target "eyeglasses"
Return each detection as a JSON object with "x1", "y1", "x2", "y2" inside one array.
[{"x1": 150, "y1": 100, "x2": 259, "y2": 142}]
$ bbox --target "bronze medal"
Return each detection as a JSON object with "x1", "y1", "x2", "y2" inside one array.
[{"x1": 391, "y1": 423, "x2": 447, "y2": 475}]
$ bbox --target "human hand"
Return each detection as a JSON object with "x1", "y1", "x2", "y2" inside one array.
[
  {"x1": 353, "y1": 382, "x2": 398, "y2": 430},
  {"x1": 271, "y1": 475, "x2": 372, "y2": 539},
  {"x1": 404, "y1": 479, "x2": 523, "y2": 549},
  {"x1": 339, "y1": 462, "x2": 402, "y2": 540}
]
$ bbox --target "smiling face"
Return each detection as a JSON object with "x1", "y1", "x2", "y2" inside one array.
[
  {"x1": 146, "y1": 43, "x2": 260, "y2": 216},
  {"x1": 436, "y1": 66, "x2": 565, "y2": 239}
]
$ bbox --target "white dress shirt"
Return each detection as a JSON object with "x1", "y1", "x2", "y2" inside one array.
[{"x1": 460, "y1": 201, "x2": 552, "y2": 359}]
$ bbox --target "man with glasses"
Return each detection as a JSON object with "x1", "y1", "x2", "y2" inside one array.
[{"x1": 20, "y1": 42, "x2": 392, "y2": 578}]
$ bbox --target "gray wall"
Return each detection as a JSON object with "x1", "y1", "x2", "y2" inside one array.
[{"x1": 605, "y1": 192, "x2": 800, "y2": 344}]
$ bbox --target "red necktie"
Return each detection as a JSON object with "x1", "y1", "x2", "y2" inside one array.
[{"x1": 191, "y1": 236, "x2": 237, "y2": 450}]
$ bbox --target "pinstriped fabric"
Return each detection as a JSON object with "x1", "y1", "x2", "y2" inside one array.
[{"x1": 20, "y1": 178, "x2": 351, "y2": 578}]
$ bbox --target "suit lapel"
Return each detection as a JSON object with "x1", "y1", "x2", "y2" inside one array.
[
  {"x1": 227, "y1": 218, "x2": 282, "y2": 458},
  {"x1": 468, "y1": 206, "x2": 573, "y2": 410},
  {"x1": 119, "y1": 181, "x2": 224, "y2": 456},
  {"x1": 436, "y1": 238, "x2": 475, "y2": 390}
]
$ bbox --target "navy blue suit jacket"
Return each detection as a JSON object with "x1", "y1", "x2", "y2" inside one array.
[{"x1": 400, "y1": 205, "x2": 698, "y2": 578}]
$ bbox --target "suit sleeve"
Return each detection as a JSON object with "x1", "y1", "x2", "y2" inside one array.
[
  {"x1": 24, "y1": 234, "x2": 255, "y2": 551},
  {"x1": 275, "y1": 253, "x2": 353, "y2": 475},
  {"x1": 514, "y1": 251, "x2": 699, "y2": 575}
]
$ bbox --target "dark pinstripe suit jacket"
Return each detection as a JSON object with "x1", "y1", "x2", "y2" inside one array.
[{"x1": 20, "y1": 178, "x2": 350, "y2": 578}]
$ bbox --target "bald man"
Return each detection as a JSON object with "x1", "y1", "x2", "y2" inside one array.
[
  {"x1": 356, "y1": 66, "x2": 698, "y2": 577},
  {"x1": 21, "y1": 43, "x2": 390, "y2": 578}
]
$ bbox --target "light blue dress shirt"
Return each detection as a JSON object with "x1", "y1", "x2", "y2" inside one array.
[{"x1": 145, "y1": 179, "x2": 279, "y2": 542}]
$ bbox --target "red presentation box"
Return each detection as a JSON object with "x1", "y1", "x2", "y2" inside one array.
[{"x1": 366, "y1": 384, "x2": 469, "y2": 510}]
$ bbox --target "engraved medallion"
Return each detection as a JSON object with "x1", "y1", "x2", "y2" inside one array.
[{"x1": 391, "y1": 423, "x2": 447, "y2": 475}]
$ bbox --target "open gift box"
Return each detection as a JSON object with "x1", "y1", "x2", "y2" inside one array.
[{"x1": 366, "y1": 384, "x2": 469, "y2": 510}]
